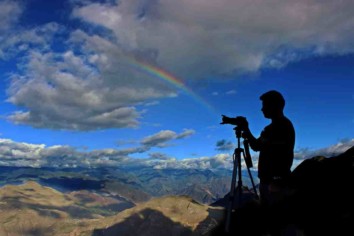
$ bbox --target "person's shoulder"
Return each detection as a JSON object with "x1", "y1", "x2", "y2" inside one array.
[
  {"x1": 283, "y1": 116, "x2": 293, "y2": 124},
  {"x1": 275, "y1": 116, "x2": 294, "y2": 129},
  {"x1": 282, "y1": 116, "x2": 295, "y2": 131}
]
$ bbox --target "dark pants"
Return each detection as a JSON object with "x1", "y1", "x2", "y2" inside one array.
[
  {"x1": 259, "y1": 180, "x2": 273, "y2": 206},
  {"x1": 259, "y1": 179, "x2": 294, "y2": 236},
  {"x1": 260, "y1": 178, "x2": 289, "y2": 206}
]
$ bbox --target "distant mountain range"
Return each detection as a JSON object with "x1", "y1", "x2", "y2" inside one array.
[
  {"x1": 0, "y1": 165, "x2": 259, "y2": 235},
  {"x1": 0, "y1": 165, "x2": 258, "y2": 205}
]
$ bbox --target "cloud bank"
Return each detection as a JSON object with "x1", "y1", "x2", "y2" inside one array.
[
  {"x1": 1, "y1": 134, "x2": 351, "y2": 170},
  {"x1": 71, "y1": 0, "x2": 354, "y2": 74},
  {"x1": 0, "y1": 138, "x2": 233, "y2": 170},
  {"x1": 294, "y1": 139, "x2": 354, "y2": 160},
  {"x1": 3, "y1": 0, "x2": 354, "y2": 130}
]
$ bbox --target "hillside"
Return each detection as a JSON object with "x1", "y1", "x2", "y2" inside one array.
[
  {"x1": 0, "y1": 181, "x2": 224, "y2": 236},
  {"x1": 0, "y1": 166, "x2": 241, "y2": 204},
  {"x1": 0, "y1": 181, "x2": 135, "y2": 235},
  {"x1": 80, "y1": 196, "x2": 224, "y2": 236}
]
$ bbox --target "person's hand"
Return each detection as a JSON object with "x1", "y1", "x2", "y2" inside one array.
[{"x1": 236, "y1": 116, "x2": 249, "y2": 131}]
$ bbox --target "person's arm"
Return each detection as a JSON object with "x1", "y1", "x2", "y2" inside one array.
[
  {"x1": 243, "y1": 127, "x2": 261, "y2": 151},
  {"x1": 237, "y1": 117, "x2": 261, "y2": 151}
]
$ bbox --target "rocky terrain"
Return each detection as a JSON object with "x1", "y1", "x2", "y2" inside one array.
[
  {"x1": 0, "y1": 163, "x2": 254, "y2": 235},
  {"x1": 0, "y1": 181, "x2": 135, "y2": 235},
  {"x1": 0, "y1": 181, "x2": 224, "y2": 236},
  {"x1": 0, "y1": 166, "x2": 246, "y2": 205}
]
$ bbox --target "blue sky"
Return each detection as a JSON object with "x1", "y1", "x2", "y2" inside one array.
[{"x1": 0, "y1": 0, "x2": 353, "y2": 169}]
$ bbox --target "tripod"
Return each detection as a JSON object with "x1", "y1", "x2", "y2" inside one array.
[{"x1": 225, "y1": 126, "x2": 259, "y2": 233}]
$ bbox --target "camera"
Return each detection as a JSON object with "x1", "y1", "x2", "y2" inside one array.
[{"x1": 220, "y1": 115, "x2": 248, "y2": 129}]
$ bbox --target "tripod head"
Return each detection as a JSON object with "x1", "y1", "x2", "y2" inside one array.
[
  {"x1": 232, "y1": 126, "x2": 253, "y2": 169},
  {"x1": 233, "y1": 126, "x2": 243, "y2": 139}
]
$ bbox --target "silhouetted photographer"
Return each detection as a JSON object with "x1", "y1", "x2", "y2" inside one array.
[{"x1": 222, "y1": 90, "x2": 295, "y2": 207}]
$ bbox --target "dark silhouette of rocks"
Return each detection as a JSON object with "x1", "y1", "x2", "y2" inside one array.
[
  {"x1": 285, "y1": 145, "x2": 354, "y2": 236},
  {"x1": 209, "y1": 145, "x2": 354, "y2": 236}
]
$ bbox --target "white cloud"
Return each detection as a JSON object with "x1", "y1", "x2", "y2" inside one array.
[
  {"x1": 144, "y1": 101, "x2": 160, "y2": 107},
  {"x1": 141, "y1": 129, "x2": 195, "y2": 148},
  {"x1": 212, "y1": 90, "x2": 237, "y2": 96},
  {"x1": 294, "y1": 139, "x2": 354, "y2": 160},
  {"x1": 215, "y1": 139, "x2": 235, "y2": 151},
  {"x1": 4, "y1": 0, "x2": 354, "y2": 130},
  {"x1": 0, "y1": 21, "x2": 59, "y2": 60},
  {"x1": 73, "y1": 0, "x2": 354, "y2": 78},
  {"x1": 6, "y1": 47, "x2": 171, "y2": 130},
  {"x1": 149, "y1": 153, "x2": 234, "y2": 170},
  {"x1": 0, "y1": 138, "x2": 352, "y2": 170},
  {"x1": 176, "y1": 129, "x2": 196, "y2": 139},
  {"x1": 141, "y1": 130, "x2": 177, "y2": 147},
  {"x1": 5, "y1": 27, "x2": 176, "y2": 130},
  {"x1": 0, "y1": 139, "x2": 45, "y2": 160},
  {"x1": 226, "y1": 90, "x2": 237, "y2": 95},
  {"x1": 0, "y1": 1, "x2": 22, "y2": 31},
  {"x1": 0, "y1": 137, "x2": 232, "y2": 169},
  {"x1": 149, "y1": 152, "x2": 174, "y2": 160}
]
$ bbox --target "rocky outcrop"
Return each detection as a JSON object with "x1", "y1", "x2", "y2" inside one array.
[
  {"x1": 89, "y1": 196, "x2": 225, "y2": 236},
  {"x1": 285, "y1": 145, "x2": 354, "y2": 236},
  {"x1": 209, "y1": 145, "x2": 354, "y2": 236}
]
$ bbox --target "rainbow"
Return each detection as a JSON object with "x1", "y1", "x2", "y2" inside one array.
[{"x1": 129, "y1": 60, "x2": 216, "y2": 113}]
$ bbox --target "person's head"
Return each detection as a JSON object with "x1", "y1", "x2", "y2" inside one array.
[{"x1": 260, "y1": 90, "x2": 285, "y2": 119}]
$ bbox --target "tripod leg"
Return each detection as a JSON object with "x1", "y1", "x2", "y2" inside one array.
[
  {"x1": 247, "y1": 167, "x2": 259, "y2": 199},
  {"x1": 225, "y1": 150, "x2": 238, "y2": 233},
  {"x1": 243, "y1": 141, "x2": 259, "y2": 199},
  {"x1": 237, "y1": 149, "x2": 243, "y2": 207}
]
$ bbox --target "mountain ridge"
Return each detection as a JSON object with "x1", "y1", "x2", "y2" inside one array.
[
  {"x1": 0, "y1": 181, "x2": 224, "y2": 236},
  {"x1": 0, "y1": 165, "x2": 247, "y2": 205}
]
